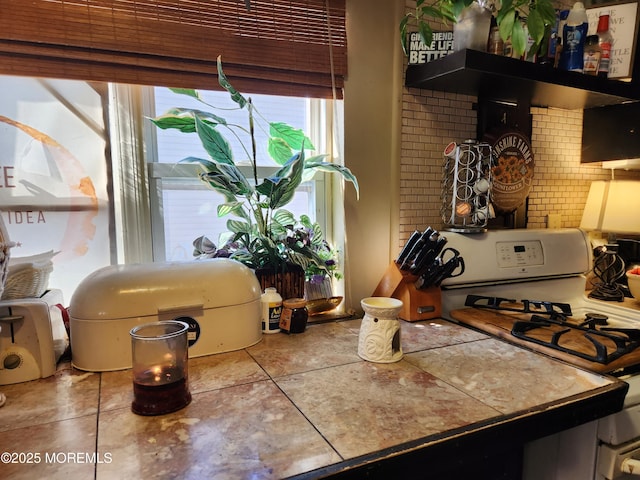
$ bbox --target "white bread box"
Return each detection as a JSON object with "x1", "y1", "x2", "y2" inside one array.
[{"x1": 69, "y1": 258, "x2": 262, "y2": 371}]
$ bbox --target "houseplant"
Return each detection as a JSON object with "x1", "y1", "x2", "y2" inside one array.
[
  {"x1": 400, "y1": 0, "x2": 557, "y2": 58},
  {"x1": 151, "y1": 56, "x2": 358, "y2": 299}
]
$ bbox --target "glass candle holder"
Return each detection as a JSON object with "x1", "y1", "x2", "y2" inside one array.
[{"x1": 130, "y1": 320, "x2": 192, "y2": 416}]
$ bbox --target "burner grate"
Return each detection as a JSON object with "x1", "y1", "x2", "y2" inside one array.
[
  {"x1": 511, "y1": 313, "x2": 640, "y2": 365},
  {"x1": 464, "y1": 294, "x2": 573, "y2": 316}
]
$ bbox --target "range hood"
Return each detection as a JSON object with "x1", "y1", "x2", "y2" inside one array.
[
  {"x1": 582, "y1": 102, "x2": 640, "y2": 166},
  {"x1": 602, "y1": 158, "x2": 640, "y2": 170}
]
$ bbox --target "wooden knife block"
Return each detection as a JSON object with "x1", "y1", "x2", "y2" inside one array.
[{"x1": 372, "y1": 261, "x2": 442, "y2": 322}]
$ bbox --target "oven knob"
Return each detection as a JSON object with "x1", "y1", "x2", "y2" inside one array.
[
  {"x1": 585, "y1": 312, "x2": 609, "y2": 326},
  {"x1": 3, "y1": 352, "x2": 21, "y2": 370}
]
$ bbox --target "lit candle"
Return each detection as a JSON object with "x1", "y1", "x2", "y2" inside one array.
[{"x1": 130, "y1": 321, "x2": 192, "y2": 416}]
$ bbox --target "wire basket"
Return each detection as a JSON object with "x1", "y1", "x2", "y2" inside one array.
[
  {"x1": 0, "y1": 214, "x2": 16, "y2": 299},
  {"x1": 1, "y1": 261, "x2": 54, "y2": 300},
  {"x1": 440, "y1": 139, "x2": 494, "y2": 233}
]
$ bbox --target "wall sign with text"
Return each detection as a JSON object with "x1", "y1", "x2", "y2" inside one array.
[{"x1": 407, "y1": 31, "x2": 455, "y2": 65}]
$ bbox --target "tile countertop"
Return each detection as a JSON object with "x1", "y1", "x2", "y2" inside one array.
[{"x1": 0, "y1": 318, "x2": 628, "y2": 480}]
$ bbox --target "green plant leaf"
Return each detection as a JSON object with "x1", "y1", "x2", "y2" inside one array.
[
  {"x1": 299, "y1": 214, "x2": 313, "y2": 229},
  {"x1": 304, "y1": 159, "x2": 360, "y2": 199},
  {"x1": 418, "y1": 21, "x2": 434, "y2": 49},
  {"x1": 168, "y1": 88, "x2": 201, "y2": 100},
  {"x1": 270, "y1": 122, "x2": 315, "y2": 150},
  {"x1": 511, "y1": 18, "x2": 527, "y2": 57},
  {"x1": 171, "y1": 107, "x2": 227, "y2": 126},
  {"x1": 527, "y1": 9, "x2": 545, "y2": 45},
  {"x1": 230, "y1": 249, "x2": 255, "y2": 266},
  {"x1": 498, "y1": 9, "x2": 516, "y2": 43},
  {"x1": 182, "y1": 156, "x2": 253, "y2": 197},
  {"x1": 227, "y1": 218, "x2": 252, "y2": 235},
  {"x1": 217, "y1": 201, "x2": 245, "y2": 218},
  {"x1": 448, "y1": 0, "x2": 467, "y2": 20},
  {"x1": 309, "y1": 222, "x2": 325, "y2": 247},
  {"x1": 268, "y1": 137, "x2": 294, "y2": 165},
  {"x1": 400, "y1": 15, "x2": 411, "y2": 55},
  {"x1": 270, "y1": 209, "x2": 296, "y2": 236},
  {"x1": 287, "y1": 251, "x2": 313, "y2": 271},
  {"x1": 150, "y1": 107, "x2": 227, "y2": 134},
  {"x1": 256, "y1": 152, "x2": 304, "y2": 209},
  {"x1": 217, "y1": 56, "x2": 247, "y2": 108},
  {"x1": 495, "y1": 0, "x2": 513, "y2": 24},
  {"x1": 273, "y1": 209, "x2": 296, "y2": 227},
  {"x1": 195, "y1": 115, "x2": 234, "y2": 165},
  {"x1": 535, "y1": 0, "x2": 558, "y2": 25},
  {"x1": 150, "y1": 115, "x2": 198, "y2": 133}
]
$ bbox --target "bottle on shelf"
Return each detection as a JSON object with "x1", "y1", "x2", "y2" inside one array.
[
  {"x1": 487, "y1": 16, "x2": 504, "y2": 55},
  {"x1": 559, "y1": 2, "x2": 589, "y2": 72},
  {"x1": 548, "y1": 9, "x2": 569, "y2": 64},
  {"x1": 583, "y1": 35, "x2": 601, "y2": 76},
  {"x1": 554, "y1": 37, "x2": 563, "y2": 68},
  {"x1": 597, "y1": 12, "x2": 613, "y2": 78}
]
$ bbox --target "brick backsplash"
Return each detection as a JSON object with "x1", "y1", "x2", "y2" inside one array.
[{"x1": 400, "y1": 88, "x2": 640, "y2": 247}]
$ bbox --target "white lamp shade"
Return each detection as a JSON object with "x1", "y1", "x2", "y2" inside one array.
[{"x1": 580, "y1": 180, "x2": 640, "y2": 235}]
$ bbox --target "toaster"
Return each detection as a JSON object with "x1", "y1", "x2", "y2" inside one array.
[{"x1": 0, "y1": 290, "x2": 66, "y2": 385}]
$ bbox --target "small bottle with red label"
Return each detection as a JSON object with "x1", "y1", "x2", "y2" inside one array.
[{"x1": 596, "y1": 13, "x2": 613, "y2": 78}]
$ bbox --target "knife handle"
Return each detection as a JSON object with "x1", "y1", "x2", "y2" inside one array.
[
  {"x1": 400, "y1": 227, "x2": 434, "y2": 270},
  {"x1": 410, "y1": 235, "x2": 447, "y2": 275},
  {"x1": 396, "y1": 230, "x2": 420, "y2": 265}
]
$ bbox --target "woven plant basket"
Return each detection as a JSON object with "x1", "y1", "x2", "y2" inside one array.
[{"x1": 254, "y1": 264, "x2": 305, "y2": 300}]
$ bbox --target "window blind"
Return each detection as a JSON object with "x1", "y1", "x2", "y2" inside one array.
[{"x1": 0, "y1": 0, "x2": 346, "y2": 98}]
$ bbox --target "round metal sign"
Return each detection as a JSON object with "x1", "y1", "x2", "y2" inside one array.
[{"x1": 490, "y1": 131, "x2": 535, "y2": 214}]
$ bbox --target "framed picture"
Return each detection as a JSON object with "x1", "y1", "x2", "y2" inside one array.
[{"x1": 586, "y1": 1, "x2": 639, "y2": 79}]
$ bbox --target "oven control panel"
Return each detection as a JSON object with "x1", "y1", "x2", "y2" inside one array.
[
  {"x1": 441, "y1": 229, "x2": 589, "y2": 287},
  {"x1": 496, "y1": 240, "x2": 544, "y2": 268}
]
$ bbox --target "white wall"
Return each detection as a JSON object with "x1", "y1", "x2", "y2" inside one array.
[{"x1": 343, "y1": 0, "x2": 404, "y2": 313}]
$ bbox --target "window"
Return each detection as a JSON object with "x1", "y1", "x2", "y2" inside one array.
[
  {"x1": 0, "y1": 1, "x2": 348, "y2": 302},
  {"x1": 144, "y1": 87, "x2": 335, "y2": 263},
  {"x1": 0, "y1": 75, "x2": 343, "y2": 301}
]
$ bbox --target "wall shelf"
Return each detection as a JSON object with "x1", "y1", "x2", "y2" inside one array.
[{"x1": 405, "y1": 49, "x2": 640, "y2": 110}]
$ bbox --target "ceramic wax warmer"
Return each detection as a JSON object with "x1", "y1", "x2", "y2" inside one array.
[{"x1": 358, "y1": 297, "x2": 404, "y2": 363}]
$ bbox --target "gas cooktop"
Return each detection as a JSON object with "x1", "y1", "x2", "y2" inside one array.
[
  {"x1": 464, "y1": 294, "x2": 640, "y2": 365},
  {"x1": 450, "y1": 294, "x2": 640, "y2": 374}
]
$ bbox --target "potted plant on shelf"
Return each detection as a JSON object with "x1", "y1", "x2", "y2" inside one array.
[
  {"x1": 151, "y1": 56, "x2": 359, "y2": 300},
  {"x1": 400, "y1": 0, "x2": 557, "y2": 58}
]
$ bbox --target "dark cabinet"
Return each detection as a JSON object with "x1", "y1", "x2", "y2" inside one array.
[
  {"x1": 582, "y1": 102, "x2": 640, "y2": 162},
  {"x1": 405, "y1": 49, "x2": 640, "y2": 165},
  {"x1": 405, "y1": 49, "x2": 640, "y2": 110}
]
